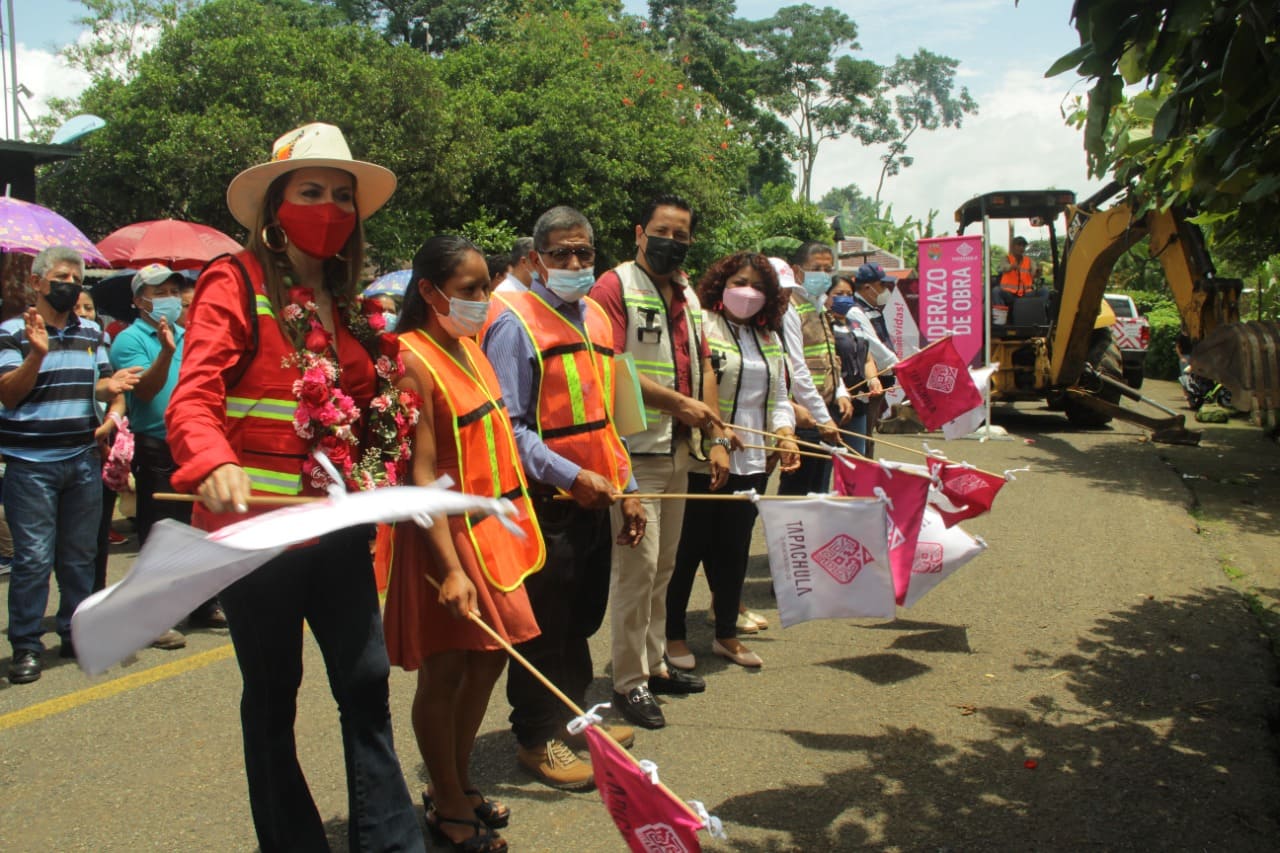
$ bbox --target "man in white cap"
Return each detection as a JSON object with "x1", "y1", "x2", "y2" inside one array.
[{"x1": 111, "y1": 264, "x2": 225, "y2": 637}]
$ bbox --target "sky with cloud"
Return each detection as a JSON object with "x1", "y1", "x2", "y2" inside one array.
[{"x1": 11, "y1": 0, "x2": 1104, "y2": 239}]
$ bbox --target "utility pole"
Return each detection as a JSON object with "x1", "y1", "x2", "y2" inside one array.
[{"x1": 6, "y1": 0, "x2": 16, "y2": 139}]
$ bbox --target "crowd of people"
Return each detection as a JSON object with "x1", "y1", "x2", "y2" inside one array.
[{"x1": 0, "y1": 122, "x2": 901, "y2": 852}]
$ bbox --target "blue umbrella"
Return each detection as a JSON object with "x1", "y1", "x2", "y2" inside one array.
[{"x1": 364, "y1": 269, "x2": 412, "y2": 299}]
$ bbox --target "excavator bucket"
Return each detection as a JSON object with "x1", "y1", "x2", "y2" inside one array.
[{"x1": 1190, "y1": 321, "x2": 1280, "y2": 414}]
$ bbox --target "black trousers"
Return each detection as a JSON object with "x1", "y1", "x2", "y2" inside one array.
[
  {"x1": 507, "y1": 497, "x2": 612, "y2": 748},
  {"x1": 133, "y1": 434, "x2": 192, "y2": 545},
  {"x1": 667, "y1": 471, "x2": 768, "y2": 641},
  {"x1": 219, "y1": 527, "x2": 423, "y2": 853},
  {"x1": 779, "y1": 400, "x2": 841, "y2": 495}
]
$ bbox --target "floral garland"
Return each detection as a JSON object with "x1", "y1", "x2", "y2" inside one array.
[{"x1": 280, "y1": 283, "x2": 421, "y2": 492}]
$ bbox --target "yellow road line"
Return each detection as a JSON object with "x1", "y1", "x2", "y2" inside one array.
[{"x1": 0, "y1": 643, "x2": 236, "y2": 732}]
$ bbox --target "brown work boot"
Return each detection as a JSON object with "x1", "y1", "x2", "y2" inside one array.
[
  {"x1": 564, "y1": 723, "x2": 636, "y2": 753},
  {"x1": 517, "y1": 739, "x2": 595, "y2": 790},
  {"x1": 150, "y1": 628, "x2": 187, "y2": 650}
]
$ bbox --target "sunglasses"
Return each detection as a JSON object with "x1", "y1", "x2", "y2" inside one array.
[{"x1": 539, "y1": 246, "x2": 596, "y2": 263}]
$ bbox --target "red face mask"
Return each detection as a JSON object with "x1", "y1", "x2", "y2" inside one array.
[{"x1": 276, "y1": 201, "x2": 356, "y2": 259}]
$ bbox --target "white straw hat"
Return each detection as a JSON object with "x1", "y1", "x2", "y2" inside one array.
[{"x1": 225, "y1": 122, "x2": 397, "y2": 229}]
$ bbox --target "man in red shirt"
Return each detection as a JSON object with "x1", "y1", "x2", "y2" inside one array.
[{"x1": 591, "y1": 195, "x2": 735, "y2": 730}]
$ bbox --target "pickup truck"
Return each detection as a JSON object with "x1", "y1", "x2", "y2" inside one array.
[{"x1": 1103, "y1": 293, "x2": 1150, "y2": 388}]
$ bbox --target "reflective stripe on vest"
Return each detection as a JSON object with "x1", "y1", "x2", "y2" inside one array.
[
  {"x1": 615, "y1": 261, "x2": 704, "y2": 456},
  {"x1": 242, "y1": 465, "x2": 303, "y2": 495},
  {"x1": 226, "y1": 396, "x2": 296, "y2": 422},
  {"x1": 492, "y1": 291, "x2": 631, "y2": 490},
  {"x1": 399, "y1": 330, "x2": 544, "y2": 591}
]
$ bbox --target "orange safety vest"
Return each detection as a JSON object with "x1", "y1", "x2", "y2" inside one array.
[
  {"x1": 490, "y1": 291, "x2": 632, "y2": 491},
  {"x1": 399, "y1": 330, "x2": 544, "y2": 592},
  {"x1": 999, "y1": 254, "x2": 1034, "y2": 296}
]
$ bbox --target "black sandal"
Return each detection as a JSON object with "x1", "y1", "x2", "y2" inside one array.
[
  {"x1": 464, "y1": 788, "x2": 510, "y2": 829},
  {"x1": 425, "y1": 807, "x2": 507, "y2": 852},
  {"x1": 423, "y1": 790, "x2": 510, "y2": 830}
]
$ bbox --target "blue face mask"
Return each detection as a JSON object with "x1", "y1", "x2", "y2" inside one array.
[
  {"x1": 802, "y1": 271, "x2": 831, "y2": 301},
  {"x1": 382, "y1": 312, "x2": 398, "y2": 333},
  {"x1": 829, "y1": 295, "x2": 856, "y2": 317},
  {"x1": 147, "y1": 295, "x2": 183, "y2": 327},
  {"x1": 545, "y1": 267, "x2": 596, "y2": 302}
]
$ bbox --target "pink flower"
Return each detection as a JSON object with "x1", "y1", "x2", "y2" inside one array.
[
  {"x1": 384, "y1": 462, "x2": 399, "y2": 486},
  {"x1": 375, "y1": 355, "x2": 394, "y2": 379},
  {"x1": 366, "y1": 311, "x2": 387, "y2": 332},
  {"x1": 282, "y1": 304, "x2": 304, "y2": 322},
  {"x1": 371, "y1": 394, "x2": 391, "y2": 412}
]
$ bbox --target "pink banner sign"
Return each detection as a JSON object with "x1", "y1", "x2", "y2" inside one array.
[{"x1": 916, "y1": 235, "x2": 985, "y2": 365}]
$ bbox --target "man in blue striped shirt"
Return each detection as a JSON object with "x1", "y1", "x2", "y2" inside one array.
[{"x1": 0, "y1": 246, "x2": 142, "y2": 684}]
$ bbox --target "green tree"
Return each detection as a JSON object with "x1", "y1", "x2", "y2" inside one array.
[
  {"x1": 645, "y1": 0, "x2": 793, "y2": 191},
  {"x1": 434, "y1": 7, "x2": 752, "y2": 266},
  {"x1": 1050, "y1": 0, "x2": 1280, "y2": 263},
  {"x1": 874, "y1": 49, "x2": 978, "y2": 205},
  {"x1": 39, "y1": 0, "x2": 471, "y2": 269},
  {"x1": 745, "y1": 4, "x2": 884, "y2": 204},
  {"x1": 698, "y1": 183, "x2": 832, "y2": 268}
]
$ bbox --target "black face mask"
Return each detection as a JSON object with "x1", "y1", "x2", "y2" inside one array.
[
  {"x1": 643, "y1": 235, "x2": 690, "y2": 276},
  {"x1": 45, "y1": 280, "x2": 83, "y2": 314}
]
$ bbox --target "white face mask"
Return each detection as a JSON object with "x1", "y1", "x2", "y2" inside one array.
[
  {"x1": 433, "y1": 291, "x2": 489, "y2": 338},
  {"x1": 875, "y1": 288, "x2": 892, "y2": 307},
  {"x1": 544, "y1": 267, "x2": 596, "y2": 301}
]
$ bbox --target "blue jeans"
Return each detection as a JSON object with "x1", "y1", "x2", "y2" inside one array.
[
  {"x1": 219, "y1": 526, "x2": 424, "y2": 853},
  {"x1": 4, "y1": 448, "x2": 100, "y2": 652}
]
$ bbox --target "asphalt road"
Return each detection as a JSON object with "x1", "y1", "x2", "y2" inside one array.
[{"x1": 2, "y1": 380, "x2": 1278, "y2": 852}]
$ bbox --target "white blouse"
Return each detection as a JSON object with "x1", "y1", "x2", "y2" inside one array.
[{"x1": 727, "y1": 320, "x2": 796, "y2": 476}]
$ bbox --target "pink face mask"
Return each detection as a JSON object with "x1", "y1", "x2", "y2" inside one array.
[{"x1": 722, "y1": 285, "x2": 766, "y2": 320}]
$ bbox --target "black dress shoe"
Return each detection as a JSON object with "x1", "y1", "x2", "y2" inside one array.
[
  {"x1": 649, "y1": 668, "x2": 706, "y2": 695},
  {"x1": 8, "y1": 649, "x2": 42, "y2": 684},
  {"x1": 59, "y1": 640, "x2": 76, "y2": 660},
  {"x1": 612, "y1": 685, "x2": 665, "y2": 729}
]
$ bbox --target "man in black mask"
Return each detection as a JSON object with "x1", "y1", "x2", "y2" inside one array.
[
  {"x1": 590, "y1": 195, "x2": 736, "y2": 729},
  {"x1": 0, "y1": 247, "x2": 141, "y2": 684}
]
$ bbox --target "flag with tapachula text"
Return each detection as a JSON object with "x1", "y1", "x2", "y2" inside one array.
[{"x1": 755, "y1": 494, "x2": 894, "y2": 626}]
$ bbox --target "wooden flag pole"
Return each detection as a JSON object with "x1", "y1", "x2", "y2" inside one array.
[
  {"x1": 739, "y1": 441, "x2": 830, "y2": 461},
  {"x1": 419, "y1": 573, "x2": 703, "y2": 823}
]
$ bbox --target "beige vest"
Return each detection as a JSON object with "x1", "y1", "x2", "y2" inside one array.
[{"x1": 615, "y1": 260, "x2": 705, "y2": 456}]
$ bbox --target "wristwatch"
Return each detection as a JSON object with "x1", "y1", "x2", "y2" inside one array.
[{"x1": 710, "y1": 437, "x2": 733, "y2": 451}]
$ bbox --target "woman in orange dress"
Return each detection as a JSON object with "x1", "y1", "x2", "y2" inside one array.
[{"x1": 383, "y1": 235, "x2": 544, "y2": 853}]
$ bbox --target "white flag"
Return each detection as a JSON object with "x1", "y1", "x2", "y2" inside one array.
[
  {"x1": 940, "y1": 363, "x2": 999, "y2": 439},
  {"x1": 755, "y1": 495, "x2": 895, "y2": 626},
  {"x1": 72, "y1": 484, "x2": 520, "y2": 675},
  {"x1": 883, "y1": 284, "x2": 921, "y2": 359},
  {"x1": 901, "y1": 509, "x2": 987, "y2": 608}
]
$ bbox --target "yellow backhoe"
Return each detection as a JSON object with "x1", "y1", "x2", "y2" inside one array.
[{"x1": 955, "y1": 183, "x2": 1280, "y2": 444}]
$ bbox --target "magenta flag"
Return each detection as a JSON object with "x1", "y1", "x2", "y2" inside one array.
[
  {"x1": 917, "y1": 234, "x2": 985, "y2": 364},
  {"x1": 832, "y1": 456, "x2": 931, "y2": 605},
  {"x1": 925, "y1": 458, "x2": 1007, "y2": 527},
  {"x1": 893, "y1": 337, "x2": 984, "y2": 431},
  {"x1": 584, "y1": 726, "x2": 706, "y2": 853}
]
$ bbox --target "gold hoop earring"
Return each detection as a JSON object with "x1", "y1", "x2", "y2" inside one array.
[{"x1": 262, "y1": 223, "x2": 288, "y2": 253}]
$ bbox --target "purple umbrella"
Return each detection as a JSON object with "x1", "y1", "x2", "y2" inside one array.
[{"x1": 0, "y1": 197, "x2": 109, "y2": 267}]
